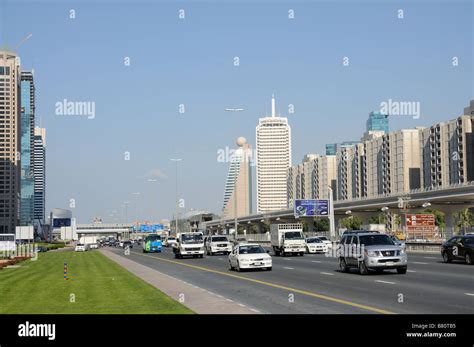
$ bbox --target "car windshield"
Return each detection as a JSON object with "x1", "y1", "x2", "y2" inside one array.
[
  {"x1": 359, "y1": 235, "x2": 394, "y2": 246},
  {"x1": 239, "y1": 245, "x2": 266, "y2": 254},
  {"x1": 182, "y1": 234, "x2": 203, "y2": 244},
  {"x1": 306, "y1": 238, "x2": 322, "y2": 243},
  {"x1": 464, "y1": 237, "x2": 474, "y2": 245},
  {"x1": 145, "y1": 235, "x2": 160, "y2": 242},
  {"x1": 211, "y1": 236, "x2": 228, "y2": 242},
  {"x1": 318, "y1": 237, "x2": 328, "y2": 241},
  {"x1": 285, "y1": 231, "x2": 304, "y2": 240},
  {"x1": 77, "y1": 244, "x2": 84, "y2": 246}
]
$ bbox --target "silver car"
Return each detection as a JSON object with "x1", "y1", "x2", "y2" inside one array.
[{"x1": 338, "y1": 233, "x2": 407, "y2": 275}]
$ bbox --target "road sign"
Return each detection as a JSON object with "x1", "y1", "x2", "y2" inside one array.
[
  {"x1": 294, "y1": 199, "x2": 329, "y2": 217},
  {"x1": 406, "y1": 214, "x2": 435, "y2": 228}
]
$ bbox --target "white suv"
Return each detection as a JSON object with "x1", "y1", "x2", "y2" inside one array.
[{"x1": 205, "y1": 235, "x2": 232, "y2": 255}]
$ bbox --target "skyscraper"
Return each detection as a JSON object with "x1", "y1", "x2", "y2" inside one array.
[
  {"x1": 222, "y1": 137, "x2": 252, "y2": 219},
  {"x1": 0, "y1": 51, "x2": 21, "y2": 233},
  {"x1": 33, "y1": 127, "x2": 46, "y2": 223},
  {"x1": 20, "y1": 71, "x2": 35, "y2": 226},
  {"x1": 366, "y1": 111, "x2": 389, "y2": 133},
  {"x1": 256, "y1": 95, "x2": 292, "y2": 212}
]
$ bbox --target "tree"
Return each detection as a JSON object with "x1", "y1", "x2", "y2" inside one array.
[
  {"x1": 368, "y1": 214, "x2": 387, "y2": 224},
  {"x1": 455, "y1": 208, "x2": 473, "y2": 235},
  {"x1": 313, "y1": 218, "x2": 330, "y2": 231},
  {"x1": 341, "y1": 216, "x2": 362, "y2": 230}
]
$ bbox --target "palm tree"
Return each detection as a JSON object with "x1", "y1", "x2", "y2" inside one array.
[{"x1": 455, "y1": 208, "x2": 473, "y2": 235}]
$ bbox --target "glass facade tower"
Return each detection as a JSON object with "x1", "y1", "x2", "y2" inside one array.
[{"x1": 20, "y1": 71, "x2": 35, "y2": 226}]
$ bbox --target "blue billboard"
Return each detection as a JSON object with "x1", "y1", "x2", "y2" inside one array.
[
  {"x1": 134, "y1": 224, "x2": 165, "y2": 232},
  {"x1": 294, "y1": 199, "x2": 329, "y2": 217}
]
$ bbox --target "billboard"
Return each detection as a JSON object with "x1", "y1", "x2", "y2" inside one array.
[
  {"x1": 135, "y1": 224, "x2": 165, "y2": 232},
  {"x1": 294, "y1": 199, "x2": 329, "y2": 217}
]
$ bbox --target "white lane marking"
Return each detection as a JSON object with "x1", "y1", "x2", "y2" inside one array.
[
  {"x1": 423, "y1": 257, "x2": 437, "y2": 259},
  {"x1": 407, "y1": 270, "x2": 417, "y2": 273},
  {"x1": 284, "y1": 258, "x2": 292, "y2": 261},
  {"x1": 218, "y1": 258, "x2": 224, "y2": 260},
  {"x1": 412, "y1": 262, "x2": 429, "y2": 265},
  {"x1": 375, "y1": 280, "x2": 396, "y2": 285},
  {"x1": 464, "y1": 293, "x2": 474, "y2": 296},
  {"x1": 250, "y1": 308, "x2": 261, "y2": 313},
  {"x1": 312, "y1": 260, "x2": 322, "y2": 263},
  {"x1": 320, "y1": 272, "x2": 334, "y2": 276},
  {"x1": 283, "y1": 267, "x2": 294, "y2": 270}
]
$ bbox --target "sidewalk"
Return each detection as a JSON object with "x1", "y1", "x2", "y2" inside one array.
[{"x1": 100, "y1": 249, "x2": 260, "y2": 314}]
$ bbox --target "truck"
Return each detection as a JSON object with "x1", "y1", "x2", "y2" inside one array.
[
  {"x1": 79, "y1": 235, "x2": 98, "y2": 249},
  {"x1": 270, "y1": 223, "x2": 306, "y2": 256},
  {"x1": 142, "y1": 234, "x2": 162, "y2": 253},
  {"x1": 173, "y1": 232, "x2": 205, "y2": 259}
]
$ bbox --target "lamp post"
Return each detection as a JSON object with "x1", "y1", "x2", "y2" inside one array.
[{"x1": 170, "y1": 158, "x2": 182, "y2": 235}]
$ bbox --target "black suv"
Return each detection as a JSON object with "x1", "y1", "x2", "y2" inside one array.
[{"x1": 441, "y1": 235, "x2": 474, "y2": 265}]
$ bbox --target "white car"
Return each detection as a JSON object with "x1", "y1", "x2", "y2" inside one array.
[
  {"x1": 164, "y1": 237, "x2": 177, "y2": 247},
  {"x1": 205, "y1": 235, "x2": 232, "y2": 255},
  {"x1": 317, "y1": 236, "x2": 333, "y2": 249},
  {"x1": 228, "y1": 243, "x2": 272, "y2": 272},
  {"x1": 75, "y1": 244, "x2": 87, "y2": 252},
  {"x1": 306, "y1": 237, "x2": 328, "y2": 253}
]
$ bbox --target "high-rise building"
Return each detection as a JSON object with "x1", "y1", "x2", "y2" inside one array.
[
  {"x1": 366, "y1": 111, "x2": 389, "y2": 133},
  {"x1": 337, "y1": 143, "x2": 365, "y2": 201},
  {"x1": 0, "y1": 51, "x2": 21, "y2": 234},
  {"x1": 20, "y1": 71, "x2": 35, "y2": 226},
  {"x1": 33, "y1": 127, "x2": 46, "y2": 223},
  {"x1": 288, "y1": 154, "x2": 336, "y2": 205},
  {"x1": 420, "y1": 116, "x2": 474, "y2": 188},
  {"x1": 365, "y1": 129, "x2": 421, "y2": 197},
  {"x1": 222, "y1": 137, "x2": 252, "y2": 219},
  {"x1": 256, "y1": 95, "x2": 292, "y2": 212}
]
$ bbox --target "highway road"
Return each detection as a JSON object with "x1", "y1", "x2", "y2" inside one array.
[{"x1": 107, "y1": 245, "x2": 474, "y2": 314}]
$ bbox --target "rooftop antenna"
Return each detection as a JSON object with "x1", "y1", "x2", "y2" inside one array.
[{"x1": 271, "y1": 94, "x2": 276, "y2": 117}]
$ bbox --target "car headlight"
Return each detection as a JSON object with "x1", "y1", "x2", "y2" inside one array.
[
  {"x1": 366, "y1": 250, "x2": 379, "y2": 257},
  {"x1": 399, "y1": 249, "x2": 406, "y2": 255}
]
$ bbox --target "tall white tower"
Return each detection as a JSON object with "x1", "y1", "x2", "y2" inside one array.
[
  {"x1": 256, "y1": 95, "x2": 292, "y2": 213},
  {"x1": 222, "y1": 137, "x2": 252, "y2": 218}
]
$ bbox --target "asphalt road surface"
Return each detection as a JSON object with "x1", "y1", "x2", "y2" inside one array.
[{"x1": 106, "y1": 245, "x2": 474, "y2": 314}]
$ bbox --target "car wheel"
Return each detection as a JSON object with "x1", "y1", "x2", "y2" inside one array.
[
  {"x1": 465, "y1": 253, "x2": 473, "y2": 265},
  {"x1": 300, "y1": 252, "x2": 304, "y2": 256},
  {"x1": 397, "y1": 268, "x2": 407, "y2": 274},
  {"x1": 442, "y1": 252, "x2": 452, "y2": 263},
  {"x1": 236, "y1": 262, "x2": 241, "y2": 272},
  {"x1": 267, "y1": 267, "x2": 272, "y2": 271},
  {"x1": 339, "y1": 258, "x2": 349, "y2": 273},
  {"x1": 229, "y1": 261, "x2": 234, "y2": 271},
  {"x1": 274, "y1": 249, "x2": 280, "y2": 256},
  {"x1": 358, "y1": 261, "x2": 369, "y2": 275}
]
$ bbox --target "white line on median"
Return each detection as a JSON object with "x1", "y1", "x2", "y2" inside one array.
[
  {"x1": 423, "y1": 257, "x2": 437, "y2": 259},
  {"x1": 375, "y1": 280, "x2": 396, "y2": 285},
  {"x1": 283, "y1": 267, "x2": 294, "y2": 270},
  {"x1": 311, "y1": 260, "x2": 322, "y2": 263},
  {"x1": 412, "y1": 262, "x2": 429, "y2": 265},
  {"x1": 464, "y1": 293, "x2": 474, "y2": 296},
  {"x1": 320, "y1": 272, "x2": 334, "y2": 276},
  {"x1": 407, "y1": 270, "x2": 417, "y2": 273}
]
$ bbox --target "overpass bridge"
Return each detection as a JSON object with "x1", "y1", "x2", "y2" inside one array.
[
  {"x1": 204, "y1": 182, "x2": 474, "y2": 239},
  {"x1": 76, "y1": 223, "x2": 134, "y2": 239}
]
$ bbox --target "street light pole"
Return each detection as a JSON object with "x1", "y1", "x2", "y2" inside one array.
[
  {"x1": 170, "y1": 158, "x2": 182, "y2": 235},
  {"x1": 328, "y1": 186, "x2": 336, "y2": 240}
]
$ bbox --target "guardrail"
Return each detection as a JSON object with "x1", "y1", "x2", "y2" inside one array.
[{"x1": 241, "y1": 233, "x2": 443, "y2": 253}]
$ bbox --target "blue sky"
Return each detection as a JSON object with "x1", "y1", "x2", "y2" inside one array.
[{"x1": 1, "y1": 0, "x2": 472, "y2": 223}]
